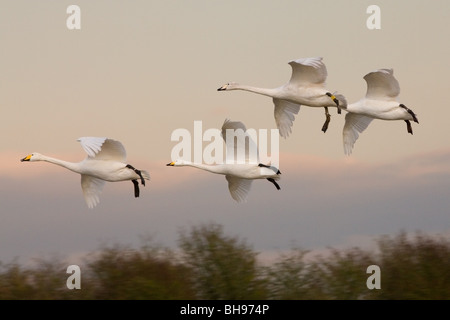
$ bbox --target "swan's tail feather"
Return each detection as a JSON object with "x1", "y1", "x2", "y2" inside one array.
[
  {"x1": 333, "y1": 92, "x2": 347, "y2": 110},
  {"x1": 140, "y1": 170, "x2": 151, "y2": 181}
]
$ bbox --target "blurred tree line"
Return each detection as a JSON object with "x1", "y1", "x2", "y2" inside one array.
[{"x1": 0, "y1": 222, "x2": 449, "y2": 300}]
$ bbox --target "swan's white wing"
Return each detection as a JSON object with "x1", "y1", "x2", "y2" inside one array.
[
  {"x1": 225, "y1": 175, "x2": 253, "y2": 203},
  {"x1": 78, "y1": 137, "x2": 106, "y2": 158},
  {"x1": 78, "y1": 137, "x2": 127, "y2": 162},
  {"x1": 221, "y1": 118, "x2": 247, "y2": 136},
  {"x1": 273, "y1": 98, "x2": 300, "y2": 138},
  {"x1": 221, "y1": 119, "x2": 258, "y2": 164},
  {"x1": 343, "y1": 113, "x2": 374, "y2": 155},
  {"x1": 81, "y1": 175, "x2": 106, "y2": 208},
  {"x1": 288, "y1": 57, "x2": 327, "y2": 86},
  {"x1": 364, "y1": 69, "x2": 400, "y2": 99}
]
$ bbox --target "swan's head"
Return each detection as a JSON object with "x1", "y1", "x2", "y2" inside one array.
[
  {"x1": 217, "y1": 82, "x2": 239, "y2": 91},
  {"x1": 166, "y1": 159, "x2": 189, "y2": 166},
  {"x1": 20, "y1": 153, "x2": 44, "y2": 162}
]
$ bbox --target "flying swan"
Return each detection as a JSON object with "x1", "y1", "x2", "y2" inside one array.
[
  {"x1": 342, "y1": 68, "x2": 419, "y2": 155},
  {"x1": 20, "y1": 137, "x2": 150, "y2": 208},
  {"x1": 167, "y1": 119, "x2": 281, "y2": 202},
  {"x1": 217, "y1": 57, "x2": 347, "y2": 136}
]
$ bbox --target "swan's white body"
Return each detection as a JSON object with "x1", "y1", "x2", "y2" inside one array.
[
  {"x1": 21, "y1": 137, "x2": 150, "y2": 208},
  {"x1": 169, "y1": 160, "x2": 279, "y2": 180},
  {"x1": 343, "y1": 69, "x2": 419, "y2": 155},
  {"x1": 218, "y1": 57, "x2": 347, "y2": 137},
  {"x1": 167, "y1": 119, "x2": 281, "y2": 202}
]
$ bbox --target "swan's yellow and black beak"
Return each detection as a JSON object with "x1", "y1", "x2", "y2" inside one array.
[
  {"x1": 21, "y1": 154, "x2": 32, "y2": 162},
  {"x1": 217, "y1": 84, "x2": 227, "y2": 91},
  {"x1": 166, "y1": 161, "x2": 175, "y2": 166}
]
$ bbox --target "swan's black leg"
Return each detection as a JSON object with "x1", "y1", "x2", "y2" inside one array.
[
  {"x1": 405, "y1": 120, "x2": 413, "y2": 135},
  {"x1": 258, "y1": 163, "x2": 281, "y2": 175},
  {"x1": 399, "y1": 104, "x2": 419, "y2": 123},
  {"x1": 126, "y1": 164, "x2": 145, "y2": 186},
  {"x1": 135, "y1": 169, "x2": 145, "y2": 186},
  {"x1": 267, "y1": 178, "x2": 281, "y2": 190},
  {"x1": 132, "y1": 179, "x2": 140, "y2": 197},
  {"x1": 399, "y1": 104, "x2": 418, "y2": 135},
  {"x1": 326, "y1": 92, "x2": 341, "y2": 114},
  {"x1": 322, "y1": 107, "x2": 331, "y2": 133}
]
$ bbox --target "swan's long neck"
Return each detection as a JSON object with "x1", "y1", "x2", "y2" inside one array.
[
  {"x1": 40, "y1": 155, "x2": 81, "y2": 174},
  {"x1": 183, "y1": 162, "x2": 227, "y2": 175},
  {"x1": 230, "y1": 84, "x2": 280, "y2": 98}
]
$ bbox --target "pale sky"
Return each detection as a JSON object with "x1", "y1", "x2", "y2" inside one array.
[{"x1": 1, "y1": 1, "x2": 449, "y2": 264}]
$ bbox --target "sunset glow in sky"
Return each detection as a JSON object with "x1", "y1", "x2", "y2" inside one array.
[{"x1": 1, "y1": 1, "x2": 449, "y2": 264}]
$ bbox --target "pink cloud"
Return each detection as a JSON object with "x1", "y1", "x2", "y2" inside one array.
[
  {"x1": 3, "y1": 148, "x2": 449, "y2": 196},
  {"x1": 275, "y1": 148, "x2": 450, "y2": 197}
]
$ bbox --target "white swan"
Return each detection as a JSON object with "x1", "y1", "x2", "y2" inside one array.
[
  {"x1": 20, "y1": 137, "x2": 150, "y2": 208},
  {"x1": 343, "y1": 69, "x2": 419, "y2": 155},
  {"x1": 217, "y1": 57, "x2": 347, "y2": 136},
  {"x1": 167, "y1": 119, "x2": 281, "y2": 202}
]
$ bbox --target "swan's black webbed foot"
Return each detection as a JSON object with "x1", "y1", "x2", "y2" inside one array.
[
  {"x1": 326, "y1": 92, "x2": 341, "y2": 114},
  {"x1": 126, "y1": 164, "x2": 145, "y2": 186},
  {"x1": 405, "y1": 120, "x2": 413, "y2": 135},
  {"x1": 322, "y1": 107, "x2": 331, "y2": 133},
  {"x1": 267, "y1": 178, "x2": 281, "y2": 190},
  {"x1": 132, "y1": 179, "x2": 140, "y2": 197}
]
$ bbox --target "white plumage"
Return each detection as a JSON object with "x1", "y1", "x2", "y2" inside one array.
[
  {"x1": 343, "y1": 69, "x2": 419, "y2": 155},
  {"x1": 21, "y1": 137, "x2": 150, "y2": 208},
  {"x1": 218, "y1": 57, "x2": 347, "y2": 136},
  {"x1": 167, "y1": 119, "x2": 281, "y2": 203}
]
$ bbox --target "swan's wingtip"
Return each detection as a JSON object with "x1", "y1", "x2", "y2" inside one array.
[
  {"x1": 365, "y1": 68, "x2": 394, "y2": 78},
  {"x1": 289, "y1": 56, "x2": 323, "y2": 67}
]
